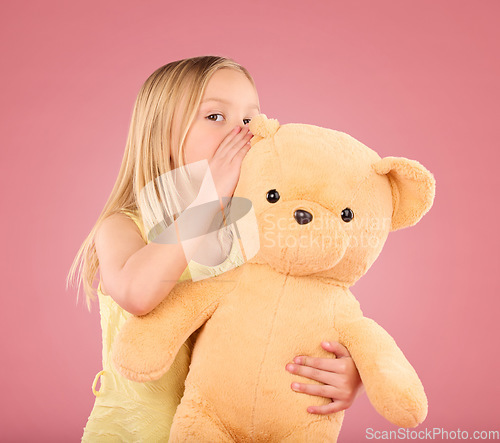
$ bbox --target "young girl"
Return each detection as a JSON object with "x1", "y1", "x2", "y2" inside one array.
[{"x1": 68, "y1": 55, "x2": 365, "y2": 441}]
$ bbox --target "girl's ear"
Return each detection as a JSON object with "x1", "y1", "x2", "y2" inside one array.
[
  {"x1": 372, "y1": 156, "x2": 436, "y2": 232},
  {"x1": 248, "y1": 113, "x2": 280, "y2": 146}
]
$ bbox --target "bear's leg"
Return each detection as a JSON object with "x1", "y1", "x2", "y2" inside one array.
[
  {"x1": 279, "y1": 413, "x2": 343, "y2": 443},
  {"x1": 169, "y1": 383, "x2": 235, "y2": 443}
]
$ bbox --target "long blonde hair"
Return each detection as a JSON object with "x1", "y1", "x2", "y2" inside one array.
[{"x1": 66, "y1": 55, "x2": 256, "y2": 312}]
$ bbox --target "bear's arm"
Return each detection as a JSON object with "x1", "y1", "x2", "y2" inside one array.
[
  {"x1": 112, "y1": 266, "x2": 242, "y2": 382},
  {"x1": 333, "y1": 288, "x2": 428, "y2": 428}
]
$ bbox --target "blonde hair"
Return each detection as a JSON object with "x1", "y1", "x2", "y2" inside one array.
[{"x1": 66, "y1": 55, "x2": 256, "y2": 312}]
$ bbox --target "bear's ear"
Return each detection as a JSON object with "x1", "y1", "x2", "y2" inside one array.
[
  {"x1": 372, "y1": 156, "x2": 436, "y2": 232},
  {"x1": 248, "y1": 113, "x2": 280, "y2": 146}
]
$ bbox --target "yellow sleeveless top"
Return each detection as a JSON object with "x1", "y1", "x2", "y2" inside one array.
[{"x1": 82, "y1": 209, "x2": 244, "y2": 442}]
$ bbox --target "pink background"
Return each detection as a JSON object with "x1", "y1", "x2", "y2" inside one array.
[{"x1": 1, "y1": 1, "x2": 498, "y2": 440}]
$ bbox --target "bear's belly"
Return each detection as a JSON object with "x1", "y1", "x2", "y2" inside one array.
[{"x1": 185, "y1": 269, "x2": 342, "y2": 435}]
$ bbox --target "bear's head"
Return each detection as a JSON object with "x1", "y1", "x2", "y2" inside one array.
[{"x1": 233, "y1": 114, "x2": 436, "y2": 286}]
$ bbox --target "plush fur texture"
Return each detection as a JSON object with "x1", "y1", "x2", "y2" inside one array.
[{"x1": 112, "y1": 114, "x2": 435, "y2": 442}]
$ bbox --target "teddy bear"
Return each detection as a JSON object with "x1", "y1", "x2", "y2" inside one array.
[{"x1": 112, "y1": 114, "x2": 435, "y2": 442}]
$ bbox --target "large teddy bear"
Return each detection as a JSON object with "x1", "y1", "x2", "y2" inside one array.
[{"x1": 112, "y1": 114, "x2": 435, "y2": 442}]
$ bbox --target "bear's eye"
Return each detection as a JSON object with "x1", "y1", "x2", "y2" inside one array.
[
  {"x1": 341, "y1": 208, "x2": 354, "y2": 222},
  {"x1": 266, "y1": 189, "x2": 280, "y2": 203}
]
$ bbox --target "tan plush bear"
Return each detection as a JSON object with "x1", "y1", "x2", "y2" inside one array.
[{"x1": 112, "y1": 114, "x2": 435, "y2": 442}]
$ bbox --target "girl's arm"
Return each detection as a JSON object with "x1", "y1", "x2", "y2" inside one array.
[
  {"x1": 96, "y1": 126, "x2": 252, "y2": 317},
  {"x1": 95, "y1": 191, "x2": 222, "y2": 316}
]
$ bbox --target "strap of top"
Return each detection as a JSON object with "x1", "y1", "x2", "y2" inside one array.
[
  {"x1": 120, "y1": 209, "x2": 148, "y2": 244},
  {"x1": 115, "y1": 209, "x2": 195, "y2": 283}
]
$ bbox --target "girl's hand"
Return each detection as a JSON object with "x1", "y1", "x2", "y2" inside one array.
[
  {"x1": 285, "y1": 341, "x2": 365, "y2": 415},
  {"x1": 208, "y1": 125, "x2": 253, "y2": 208}
]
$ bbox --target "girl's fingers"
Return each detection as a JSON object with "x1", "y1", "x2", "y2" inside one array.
[
  {"x1": 291, "y1": 381, "x2": 346, "y2": 402},
  {"x1": 217, "y1": 126, "x2": 250, "y2": 157},
  {"x1": 322, "y1": 341, "x2": 351, "y2": 358},
  {"x1": 285, "y1": 342, "x2": 358, "y2": 416},
  {"x1": 228, "y1": 132, "x2": 253, "y2": 162},
  {"x1": 286, "y1": 362, "x2": 338, "y2": 386},
  {"x1": 288, "y1": 354, "x2": 351, "y2": 376},
  {"x1": 213, "y1": 126, "x2": 241, "y2": 157},
  {"x1": 307, "y1": 400, "x2": 348, "y2": 415},
  {"x1": 291, "y1": 380, "x2": 349, "y2": 414}
]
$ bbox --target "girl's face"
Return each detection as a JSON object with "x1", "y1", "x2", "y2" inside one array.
[{"x1": 178, "y1": 68, "x2": 261, "y2": 166}]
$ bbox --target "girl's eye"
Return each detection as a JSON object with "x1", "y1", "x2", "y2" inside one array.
[
  {"x1": 207, "y1": 113, "x2": 224, "y2": 122},
  {"x1": 206, "y1": 114, "x2": 252, "y2": 125}
]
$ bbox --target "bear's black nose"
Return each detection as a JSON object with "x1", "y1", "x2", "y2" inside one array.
[{"x1": 294, "y1": 209, "x2": 313, "y2": 225}]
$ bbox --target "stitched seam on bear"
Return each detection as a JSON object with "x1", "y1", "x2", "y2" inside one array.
[{"x1": 182, "y1": 381, "x2": 238, "y2": 441}]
